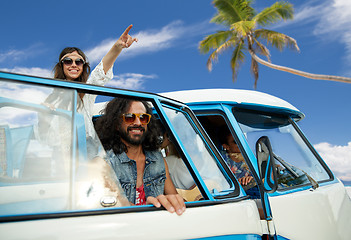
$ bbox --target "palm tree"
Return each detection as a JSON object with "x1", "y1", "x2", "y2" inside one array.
[{"x1": 199, "y1": 0, "x2": 351, "y2": 88}]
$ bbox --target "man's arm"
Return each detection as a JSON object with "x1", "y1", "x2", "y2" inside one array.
[{"x1": 145, "y1": 160, "x2": 186, "y2": 215}]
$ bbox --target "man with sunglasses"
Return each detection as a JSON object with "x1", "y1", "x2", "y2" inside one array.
[{"x1": 95, "y1": 98, "x2": 186, "y2": 215}]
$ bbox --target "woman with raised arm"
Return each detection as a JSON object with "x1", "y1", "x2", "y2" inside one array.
[
  {"x1": 52, "y1": 24, "x2": 137, "y2": 117},
  {"x1": 40, "y1": 25, "x2": 138, "y2": 159}
]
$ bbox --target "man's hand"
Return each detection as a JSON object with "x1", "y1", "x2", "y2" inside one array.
[{"x1": 146, "y1": 194, "x2": 186, "y2": 216}]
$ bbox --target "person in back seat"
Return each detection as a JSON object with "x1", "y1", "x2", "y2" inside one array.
[
  {"x1": 161, "y1": 132, "x2": 224, "y2": 202},
  {"x1": 219, "y1": 126, "x2": 260, "y2": 198},
  {"x1": 161, "y1": 134, "x2": 196, "y2": 190}
]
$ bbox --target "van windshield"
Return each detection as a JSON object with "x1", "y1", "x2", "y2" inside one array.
[{"x1": 233, "y1": 109, "x2": 332, "y2": 190}]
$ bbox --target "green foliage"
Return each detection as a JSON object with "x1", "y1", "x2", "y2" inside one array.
[
  {"x1": 230, "y1": 41, "x2": 246, "y2": 81},
  {"x1": 254, "y1": 29, "x2": 299, "y2": 52},
  {"x1": 199, "y1": 0, "x2": 298, "y2": 88},
  {"x1": 199, "y1": 31, "x2": 234, "y2": 53},
  {"x1": 211, "y1": 0, "x2": 255, "y2": 25},
  {"x1": 254, "y1": 2, "x2": 294, "y2": 27}
]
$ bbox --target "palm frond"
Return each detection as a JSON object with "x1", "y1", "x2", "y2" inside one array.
[
  {"x1": 252, "y1": 38, "x2": 271, "y2": 62},
  {"x1": 207, "y1": 40, "x2": 236, "y2": 71},
  {"x1": 199, "y1": 31, "x2": 234, "y2": 54},
  {"x1": 254, "y1": 1, "x2": 293, "y2": 27},
  {"x1": 230, "y1": 41, "x2": 246, "y2": 81},
  {"x1": 211, "y1": 15, "x2": 232, "y2": 27},
  {"x1": 211, "y1": 0, "x2": 255, "y2": 26},
  {"x1": 254, "y1": 29, "x2": 300, "y2": 52},
  {"x1": 230, "y1": 20, "x2": 256, "y2": 37}
]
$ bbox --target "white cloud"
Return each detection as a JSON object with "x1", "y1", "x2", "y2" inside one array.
[
  {"x1": 271, "y1": 0, "x2": 351, "y2": 70},
  {"x1": 0, "y1": 20, "x2": 213, "y2": 91},
  {"x1": 313, "y1": 0, "x2": 351, "y2": 36},
  {"x1": 2, "y1": 20, "x2": 215, "y2": 73},
  {"x1": 298, "y1": 0, "x2": 351, "y2": 68},
  {"x1": 267, "y1": 0, "x2": 351, "y2": 75},
  {"x1": 0, "y1": 43, "x2": 46, "y2": 64},
  {"x1": 0, "y1": 67, "x2": 52, "y2": 78},
  {"x1": 85, "y1": 21, "x2": 184, "y2": 64},
  {"x1": 314, "y1": 142, "x2": 351, "y2": 181},
  {"x1": 85, "y1": 20, "x2": 216, "y2": 65},
  {"x1": 293, "y1": 5, "x2": 324, "y2": 24},
  {"x1": 311, "y1": 0, "x2": 351, "y2": 73},
  {"x1": 0, "y1": 49, "x2": 27, "y2": 63},
  {"x1": 106, "y1": 73, "x2": 157, "y2": 90}
]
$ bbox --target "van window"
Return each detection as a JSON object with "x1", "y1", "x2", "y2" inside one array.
[
  {"x1": 196, "y1": 114, "x2": 259, "y2": 199},
  {"x1": 161, "y1": 106, "x2": 233, "y2": 199},
  {"x1": 233, "y1": 109, "x2": 332, "y2": 190},
  {"x1": 0, "y1": 80, "x2": 129, "y2": 217}
]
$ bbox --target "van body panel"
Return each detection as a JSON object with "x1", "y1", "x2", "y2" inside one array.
[
  {"x1": 270, "y1": 181, "x2": 351, "y2": 240},
  {"x1": 0, "y1": 201, "x2": 263, "y2": 239}
]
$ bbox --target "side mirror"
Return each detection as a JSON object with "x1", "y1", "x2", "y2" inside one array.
[{"x1": 256, "y1": 136, "x2": 278, "y2": 193}]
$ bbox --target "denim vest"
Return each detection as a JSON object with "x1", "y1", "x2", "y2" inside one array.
[{"x1": 106, "y1": 150, "x2": 166, "y2": 204}]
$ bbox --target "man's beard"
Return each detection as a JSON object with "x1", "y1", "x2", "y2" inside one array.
[{"x1": 119, "y1": 125, "x2": 147, "y2": 146}]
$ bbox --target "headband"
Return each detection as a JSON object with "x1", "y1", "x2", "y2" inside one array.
[{"x1": 60, "y1": 53, "x2": 85, "y2": 62}]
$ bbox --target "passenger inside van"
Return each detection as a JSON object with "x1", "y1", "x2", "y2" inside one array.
[
  {"x1": 218, "y1": 126, "x2": 260, "y2": 199},
  {"x1": 161, "y1": 132, "x2": 223, "y2": 202},
  {"x1": 161, "y1": 134, "x2": 195, "y2": 190}
]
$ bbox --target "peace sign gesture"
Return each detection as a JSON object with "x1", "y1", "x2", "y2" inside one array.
[{"x1": 116, "y1": 24, "x2": 138, "y2": 49}]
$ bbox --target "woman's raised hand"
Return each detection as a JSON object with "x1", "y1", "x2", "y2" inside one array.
[{"x1": 117, "y1": 24, "x2": 138, "y2": 49}]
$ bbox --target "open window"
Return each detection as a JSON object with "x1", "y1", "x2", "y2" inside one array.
[
  {"x1": 158, "y1": 105, "x2": 239, "y2": 201},
  {"x1": 195, "y1": 114, "x2": 260, "y2": 199}
]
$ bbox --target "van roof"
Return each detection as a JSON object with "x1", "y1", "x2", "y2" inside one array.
[{"x1": 159, "y1": 88, "x2": 304, "y2": 119}]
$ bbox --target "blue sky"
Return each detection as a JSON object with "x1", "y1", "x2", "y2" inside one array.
[{"x1": 1, "y1": 0, "x2": 350, "y2": 183}]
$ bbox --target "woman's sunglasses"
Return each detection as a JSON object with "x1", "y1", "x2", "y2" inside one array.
[
  {"x1": 122, "y1": 113, "x2": 151, "y2": 125},
  {"x1": 61, "y1": 57, "x2": 85, "y2": 66}
]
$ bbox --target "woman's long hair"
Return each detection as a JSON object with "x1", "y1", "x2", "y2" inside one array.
[
  {"x1": 95, "y1": 98, "x2": 161, "y2": 154},
  {"x1": 53, "y1": 47, "x2": 91, "y2": 100}
]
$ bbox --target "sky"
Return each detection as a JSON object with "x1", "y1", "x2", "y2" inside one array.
[{"x1": 0, "y1": 0, "x2": 350, "y2": 183}]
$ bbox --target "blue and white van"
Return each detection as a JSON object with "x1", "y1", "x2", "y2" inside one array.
[
  {"x1": 0, "y1": 72, "x2": 350, "y2": 240},
  {"x1": 161, "y1": 88, "x2": 351, "y2": 239}
]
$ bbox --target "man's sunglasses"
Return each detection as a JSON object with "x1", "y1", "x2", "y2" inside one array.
[
  {"x1": 122, "y1": 113, "x2": 151, "y2": 125},
  {"x1": 61, "y1": 57, "x2": 85, "y2": 66}
]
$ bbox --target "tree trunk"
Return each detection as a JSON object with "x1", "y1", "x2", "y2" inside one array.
[{"x1": 248, "y1": 49, "x2": 351, "y2": 84}]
